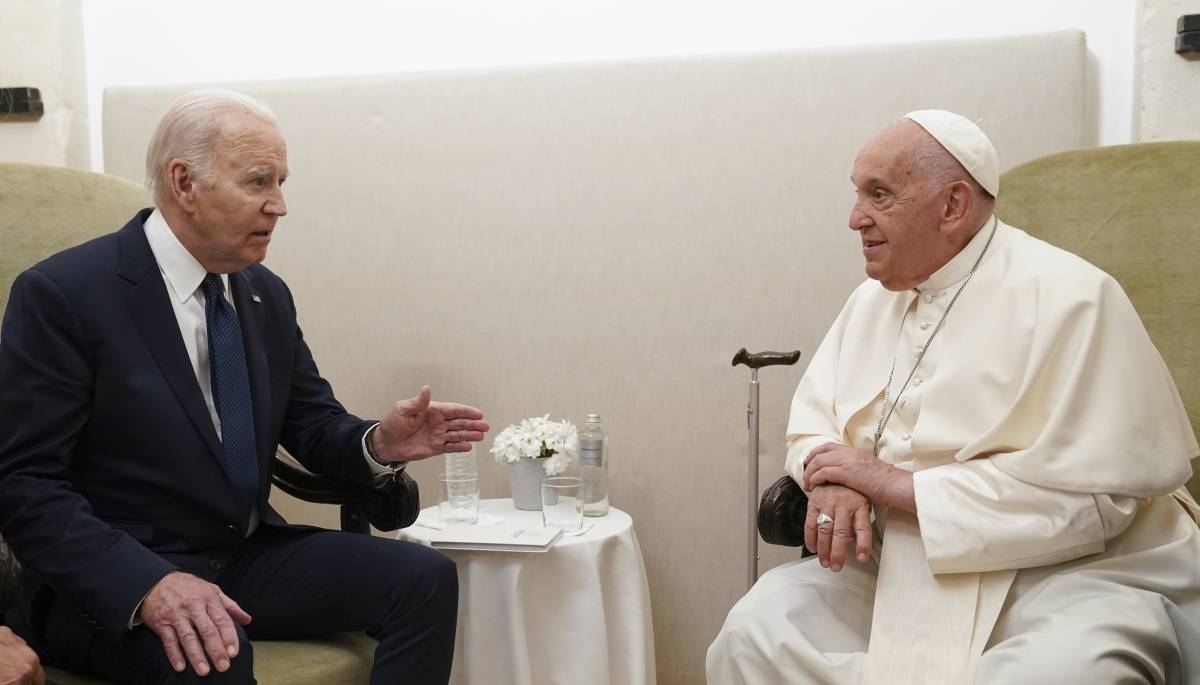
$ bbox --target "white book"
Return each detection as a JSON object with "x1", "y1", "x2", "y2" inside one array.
[{"x1": 409, "y1": 521, "x2": 563, "y2": 553}]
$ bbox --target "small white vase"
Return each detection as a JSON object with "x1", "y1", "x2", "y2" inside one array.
[{"x1": 509, "y1": 459, "x2": 547, "y2": 510}]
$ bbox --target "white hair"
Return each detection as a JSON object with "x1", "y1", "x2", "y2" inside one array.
[
  {"x1": 144, "y1": 89, "x2": 278, "y2": 206},
  {"x1": 908, "y1": 124, "x2": 993, "y2": 201}
]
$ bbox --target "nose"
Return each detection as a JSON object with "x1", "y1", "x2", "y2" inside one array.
[
  {"x1": 848, "y1": 199, "x2": 871, "y2": 232},
  {"x1": 265, "y1": 188, "x2": 287, "y2": 217}
]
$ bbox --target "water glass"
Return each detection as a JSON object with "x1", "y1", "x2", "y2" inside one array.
[
  {"x1": 438, "y1": 473, "x2": 479, "y2": 525},
  {"x1": 541, "y1": 476, "x2": 584, "y2": 531},
  {"x1": 444, "y1": 444, "x2": 478, "y2": 476}
]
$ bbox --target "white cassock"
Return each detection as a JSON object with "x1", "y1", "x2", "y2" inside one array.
[{"x1": 707, "y1": 218, "x2": 1200, "y2": 684}]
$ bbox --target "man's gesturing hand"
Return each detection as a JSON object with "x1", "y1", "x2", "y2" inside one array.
[
  {"x1": 372, "y1": 386, "x2": 489, "y2": 464},
  {"x1": 804, "y1": 484, "x2": 873, "y2": 572},
  {"x1": 140, "y1": 572, "x2": 251, "y2": 676}
]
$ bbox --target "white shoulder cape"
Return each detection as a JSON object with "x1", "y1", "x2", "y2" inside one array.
[{"x1": 788, "y1": 221, "x2": 1197, "y2": 496}]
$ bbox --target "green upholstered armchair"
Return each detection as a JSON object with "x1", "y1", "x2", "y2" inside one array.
[
  {"x1": 995, "y1": 141, "x2": 1200, "y2": 499},
  {"x1": 758, "y1": 141, "x2": 1200, "y2": 547},
  {"x1": 0, "y1": 162, "x2": 420, "y2": 683}
]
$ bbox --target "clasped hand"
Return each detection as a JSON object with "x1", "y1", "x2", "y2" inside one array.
[{"x1": 800, "y1": 443, "x2": 915, "y2": 572}]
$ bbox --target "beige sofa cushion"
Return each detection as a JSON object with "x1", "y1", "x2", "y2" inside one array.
[{"x1": 0, "y1": 162, "x2": 147, "y2": 316}]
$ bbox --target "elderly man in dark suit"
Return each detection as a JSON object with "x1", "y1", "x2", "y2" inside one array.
[{"x1": 0, "y1": 89, "x2": 489, "y2": 684}]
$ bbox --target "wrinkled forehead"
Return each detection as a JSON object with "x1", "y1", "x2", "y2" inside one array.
[
  {"x1": 215, "y1": 111, "x2": 285, "y2": 150},
  {"x1": 213, "y1": 112, "x2": 288, "y2": 170},
  {"x1": 850, "y1": 121, "x2": 924, "y2": 184}
]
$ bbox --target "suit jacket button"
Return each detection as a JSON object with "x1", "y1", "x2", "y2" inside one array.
[
  {"x1": 209, "y1": 559, "x2": 223, "y2": 572},
  {"x1": 227, "y1": 524, "x2": 239, "y2": 533}
]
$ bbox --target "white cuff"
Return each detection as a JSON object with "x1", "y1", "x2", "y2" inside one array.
[{"x1": 362, "y1": 423, "x2": 406, "y2": 482}]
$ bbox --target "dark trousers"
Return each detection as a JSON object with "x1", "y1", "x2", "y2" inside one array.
[{"x1": 19, "y1": 525, "x2": 458, "y2": 684}]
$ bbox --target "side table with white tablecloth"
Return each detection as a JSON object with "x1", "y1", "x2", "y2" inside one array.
[{"x1": 399, "y1": 499, "x2": 656, "y2": 685}]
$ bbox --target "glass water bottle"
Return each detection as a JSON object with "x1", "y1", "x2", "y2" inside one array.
[{"x1": 579, "y1": 413, "x2": 609, "y2": 516}]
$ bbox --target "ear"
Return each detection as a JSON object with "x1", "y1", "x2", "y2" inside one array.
[
  {"x1": 167, "y1": 160, "x2": 199, "y2": 213},
  {"x1": 941, "y1": 180, "x2": 974, "y2": 227}
]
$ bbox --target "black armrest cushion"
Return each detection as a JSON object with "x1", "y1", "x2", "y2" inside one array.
[
  {"x1": 271, "y1": 456, "x2": 420, "y2": 532},
  {"x1": 757, "y1": 475, "x2": 809, "y2": 549}
]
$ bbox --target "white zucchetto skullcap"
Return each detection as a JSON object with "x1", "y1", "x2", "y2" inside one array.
[{"x1": 903, "y1": 109, "x2": 999, "y2": 197}]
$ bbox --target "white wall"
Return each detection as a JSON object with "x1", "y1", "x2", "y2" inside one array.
[
  {"x1": 82, "y1": 0, "x2": 1134, "y2": 171},
  {"x1": 0, "y1": 0, "x2": 89, "y2": 168},
  {"x1": 1135, "y1": 0, "x2": 1200, "y2": 140}
]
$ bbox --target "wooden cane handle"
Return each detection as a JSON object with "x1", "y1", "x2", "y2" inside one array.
[{"x1": 731, "y1": 348, "x2": 802, "y2": 369}]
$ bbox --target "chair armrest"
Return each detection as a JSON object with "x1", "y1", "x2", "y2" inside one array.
[
  {"x1": 270, "y1": 455, "x2": 420, "y2": 533},
  {"x1": 757, "y1": 475, "x2": 809, "y2": 549}
]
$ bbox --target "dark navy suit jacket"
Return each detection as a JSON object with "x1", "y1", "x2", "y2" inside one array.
[{"x1": 0, "y1": 209, "x2": 375, "y2": 637}]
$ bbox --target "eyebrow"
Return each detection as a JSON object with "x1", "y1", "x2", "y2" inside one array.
[
  {"x1": 244, "y1": 166, "x2": 290, "y2": 182},
  {"x1": 851, "y1": 175, "x2": 886, "y2": 188}
]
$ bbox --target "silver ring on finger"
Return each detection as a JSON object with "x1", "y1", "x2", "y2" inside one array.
[{"x1": 815, "y1": 512, "x2": 834, "y2": 527}]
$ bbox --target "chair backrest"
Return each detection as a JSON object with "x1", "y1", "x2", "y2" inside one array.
[
  {"x1": 0, "y1": 162, "x2": 148, "y2": 318},
  {"x1": 0, "y1": 161, "x2": 146, "y2": 639},
  {"x1": 996, "y1": 142, "x2": 1200, "y2": 498}
]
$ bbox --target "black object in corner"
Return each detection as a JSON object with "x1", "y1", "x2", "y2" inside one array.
[
  {"x1": 0, "y1": 87, "x2": 44, "y2": 119},
  {"x1": 1178, "y1": 14, "x2": 1200, "y2": 55}
]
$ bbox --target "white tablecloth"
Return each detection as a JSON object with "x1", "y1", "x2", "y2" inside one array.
[{"x1": 399, "y1": 499, "x2": 656, "y2": 685}]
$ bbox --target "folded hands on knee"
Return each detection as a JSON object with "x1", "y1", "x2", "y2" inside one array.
[{"x1": 801, "y1": 442, "x2": 916, "y2": 572}]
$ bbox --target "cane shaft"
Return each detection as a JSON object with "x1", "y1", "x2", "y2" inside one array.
[{"x1": 747, "y1": 373, "x2": 760, "y2": 590}]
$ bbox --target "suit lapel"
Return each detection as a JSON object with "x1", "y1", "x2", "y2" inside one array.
[
  {"x1": 116, "y1": 214, "x2": 223, "y2": 461},
  {"x1": 230, "y1": 270, "x2": 273, "y2": 479}
]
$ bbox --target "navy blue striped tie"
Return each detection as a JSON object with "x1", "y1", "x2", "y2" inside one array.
[{"x1": 202, "y1": 274, "x2": 259, "y2": 519}]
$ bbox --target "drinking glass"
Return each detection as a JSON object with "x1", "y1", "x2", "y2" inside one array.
[
  {"x1": 540, "y1": 476, "x2": 584, "y2": 531},
  {"x1": 438, "y1": 473, "x2": 479, "y2": 524},
  {"x1": 444, "y1": 444, "x2": 478, "y2": 476}
]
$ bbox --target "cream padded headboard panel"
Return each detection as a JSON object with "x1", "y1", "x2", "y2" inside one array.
[{"x1": 103, "y1": 30, "x2": 1085, "y2": 683}]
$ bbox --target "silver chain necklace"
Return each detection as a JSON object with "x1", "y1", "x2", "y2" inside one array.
[{"x1": 872, "y1": 215, "x2": 998, "y2": 457}]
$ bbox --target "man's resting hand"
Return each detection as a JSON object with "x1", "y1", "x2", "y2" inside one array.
[
  {"x1": 803, "y1": 443, "x2": 916, "y2": 513},
  {"x1": 140, "y1": 572, "x2": 251, "y2": 677},
  {"x1": 804, "y1": 484, "x2": 873, "y2": 572},
  {"x1": 0, "y1": 626, "x2": 43, "y2": 685}
]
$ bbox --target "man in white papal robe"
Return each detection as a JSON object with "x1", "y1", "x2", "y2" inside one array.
[{"x1": 706, "y1": 110, "x2": 1200, "y2": 684}]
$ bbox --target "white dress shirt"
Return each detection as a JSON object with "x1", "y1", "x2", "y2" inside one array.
[
  {"x1": 142, "y1": 211, "x2": 392, "y2": 530},
  {"x1": 129, "y1": 211, "x2": 390, "y2": 627}
]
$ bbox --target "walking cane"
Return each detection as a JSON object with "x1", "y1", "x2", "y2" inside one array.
[{"x1": 732, "y1": 348, "x2": 801, "y2": 590}]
